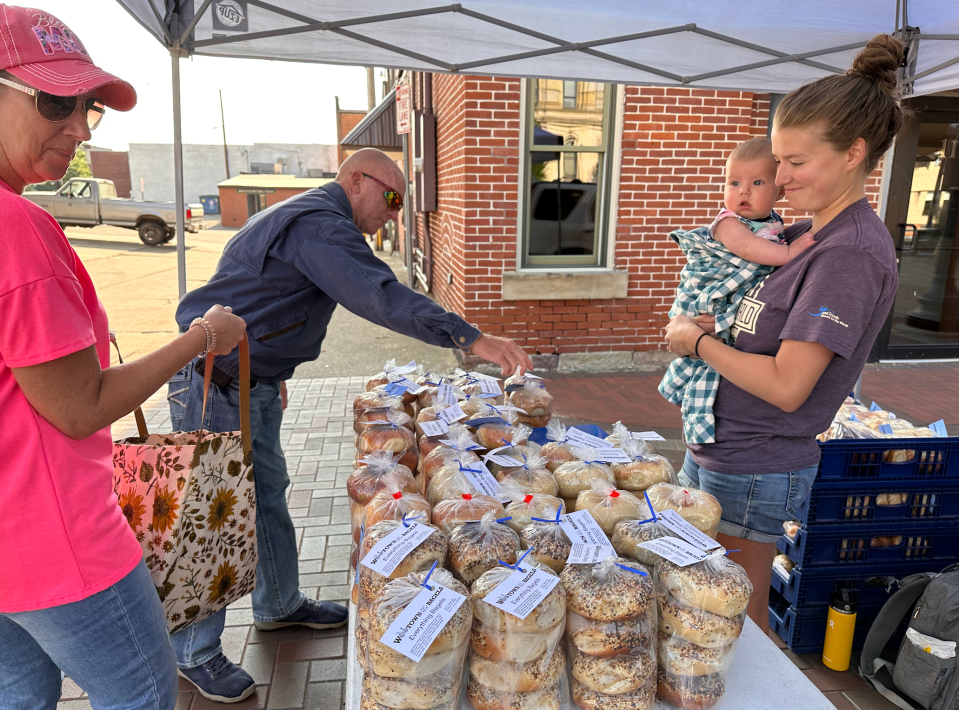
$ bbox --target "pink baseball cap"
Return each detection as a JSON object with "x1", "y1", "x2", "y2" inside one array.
[{"x1": 0, "y1": 4, "x2": 136, "y2": 111}]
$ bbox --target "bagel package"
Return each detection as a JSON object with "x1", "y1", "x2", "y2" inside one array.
[
  {"x1": 508, "y1": 378, "x2": 554, "y2": 429},
  {"x1": 644, "y1": 483, "x2": 722, "y2": 540},
  {"x1": 432, "y1": 493, "x2": 507, "y2": 535},
  {"x1": 448, "y1": 510, "x2": 521, "y2": 586},
  {"x1": 654, "y1": 551, "x2": 752, "y2": 709},
  {"x1": 519, "y1": 505, "x2": 571, "y2": 574},
  {"x1": 362, "y1": 566, "x2": 472, "y2": 709},
  {"x1": 553, "y1": 449, "x2": 617, "y2": 515},
  {"x1": 484, "y1": 441, "x2": 542, "y2": 476},
  {"x1": 470, "y1": 407, "x2": 532, "y2": 452},
  {"x1": 574, "y1": 480, "x2": 644, "y2": 535},
  {"x1": 494, "y1": 452, "x2": 560, "y2": 498},
  {"x1": 611, "y1": 514, "x2": 680, "y2": 568},
  {"x1": 541, "y1": 421, "x2": 580, "y2": 473},
  {"x1": 467, "y1": 552, "x2": 571, "y2": 710},
  {"x1": 348, "y1": 451, "x2": 418, "y2": 535},
  {"x1": 420, "y1": 423, "x2": 483, "y2": 494},
  {"x1": 561, "y1": 556, "x2": 657, "y2": 710},
  {"x1": 499, "y1": 479, "x2": 564, "y2": 534},
  {"x1": 611, "y1": 437, "x2": 675, "y2": 493},
  {"x1": 357, "y1": 409, "x2": 420, "y2": 474},
  {"x1": 354, "y1": 391, "x2": 411, "y2": 434},
  {"x1": 428, "y1": 458, "x2": 492, "y2": 506}
]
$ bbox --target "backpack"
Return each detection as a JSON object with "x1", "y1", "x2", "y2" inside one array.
[{"x1": 860, "y1": 563, "x2": 959, "y2": 710}]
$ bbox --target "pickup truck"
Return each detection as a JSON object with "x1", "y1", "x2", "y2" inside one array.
[{"x1": 23, "y1": 178, "x2": 204, "y2": 245}]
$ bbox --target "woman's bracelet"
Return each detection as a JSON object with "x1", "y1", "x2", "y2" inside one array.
[
  {"x1": 694, "y1": 332, "x2": 709, "y2": 359},
  {"x1": 190, "y1": 317, "x2": 216, "y2": 357}
]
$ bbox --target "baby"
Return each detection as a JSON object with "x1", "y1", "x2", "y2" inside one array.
[{"x1": 659, "y1": 137, "x2": 814, "y2": 445}]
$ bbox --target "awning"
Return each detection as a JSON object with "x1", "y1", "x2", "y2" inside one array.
[
  {"x1": 112, "y1": 0, "x2": 959, "y2": 298},
  {"x1": 341, "y1": 88, "x2": 402, "y2": 150}
]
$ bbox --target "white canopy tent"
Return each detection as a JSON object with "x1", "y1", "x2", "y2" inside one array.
[{"x1": 114, "y1": 0, "x2": 959, "y2": 298}]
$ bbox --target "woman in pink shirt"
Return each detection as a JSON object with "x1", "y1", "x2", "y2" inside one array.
[{"x1": 0, "y1": 6, "x2": 246, "y2": 708}]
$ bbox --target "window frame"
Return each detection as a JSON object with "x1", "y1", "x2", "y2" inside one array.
[{"x1": 518, "y1": 79, "x2": 618, "y2": 270}]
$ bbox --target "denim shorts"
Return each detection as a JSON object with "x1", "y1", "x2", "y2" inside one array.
[{"x1": 678, "y1": 451, "x2": 818, "y2": 544}]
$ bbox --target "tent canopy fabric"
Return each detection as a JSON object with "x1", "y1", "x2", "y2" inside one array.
[{"x1": 120, "y1": 1, "x2": 959, "y2": 96}]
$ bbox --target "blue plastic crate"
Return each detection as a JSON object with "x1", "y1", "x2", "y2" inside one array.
[
  {"x1": 768, "y1": 588, "x2": 903, "y2": 655},
  {"x1": 817, "y1": 437, "x2": 959, "y2": 484},
  {"x1": 770, "y1": 560, "x2": 940, "y2": 608},
  {"x1": 778, "y1": 521, "x2": 959, "y2": 568},
  {"x1": 794, "y1": 483, "x2": 959, "y2": 525}
]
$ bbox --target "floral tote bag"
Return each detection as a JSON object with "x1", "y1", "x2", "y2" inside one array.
[{"x1": 112, "y1": 338, "x2": 256, "y2": 633}]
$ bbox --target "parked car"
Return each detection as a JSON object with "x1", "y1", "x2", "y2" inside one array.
[
  {"x1": 528, "y1": 181, "x2": 596, "y2": 256},
  {"x1": 23, "y1": 178, "x2": 204, "y2": 245}
]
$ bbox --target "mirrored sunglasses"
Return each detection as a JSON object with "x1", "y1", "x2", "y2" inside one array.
[
  {"x1": 0, "y1": 75, "x2": 105, "y2": 130},
  {"x1": 362, "y1": 172, "x2": 403, "y2": 210}
]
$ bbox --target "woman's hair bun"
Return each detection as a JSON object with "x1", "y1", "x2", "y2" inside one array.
[{"x1": 848, "y1": 34, "x2": 904, "y2": 97}]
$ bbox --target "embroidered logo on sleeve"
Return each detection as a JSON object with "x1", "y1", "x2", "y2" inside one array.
[
  {"x1": 807, "y1": 306, "x2": 849, "y2": 328},
  {"x1": 731, "y1": 281, "x2": 766, "y2": 337}
]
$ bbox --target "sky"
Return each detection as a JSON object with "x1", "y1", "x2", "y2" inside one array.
[{"x1": 34, "y1": 0, "x2": 375, "y2": 151}]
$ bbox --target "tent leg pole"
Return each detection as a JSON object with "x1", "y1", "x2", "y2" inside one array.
[{"x1": 171, "y1": 48, "x2": 187, "y2": 300}]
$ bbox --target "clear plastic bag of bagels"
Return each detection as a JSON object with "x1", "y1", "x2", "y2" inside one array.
[
  {"x1": 494, "y1": 451, "x2": 559, "y2": 498},
  {"x1": 428, "y1": 460, "x2": 488, "y2": 505},
  {"x1": 562, "y1": 555, "x2": 658, "y2": 709},
  {"x1": 432, "y1": 492, "x2": 507, "y2": 536},
  {"x1": 499, "y1": 479, "x2": 564, "y2": 534},
  {"x1": 552, "y1": 449, "x2": 616, "y2": 509},
  {"x1": 355, "y1": 410, "x2": 419, "y2": 474},
  {"x1": 420, "y1": 423, "x2": 482, "y2": 495},
  {"x1": 364, "y1": 357, "x2": 403, "y2": 391},
  {"x1": 574, "y1": 479, "x2": 645, "y2": 535},
  {"x1": 354, "y1": 474, "x2": 432, "y2": 604},
  {"x1": 508, "y1": 378, "x2": 553, "y2": 426},
  {"x1": 347, "y1": 451, "x2": 417, "y2": 539},
  {"x1": 653, "y1": 551, "x2": 753, "y2": 709},
  {"x1": 448, "y1": 510, "x2": 521, "y2": 586},
  {"x1": 644, "y1": 482, "x2": 722, "y2": 540},
  {"x1": 364, "y1": 567, "x2": 473, "y2": 710},
  {"x1": 610, "y1": 514, "x2": 680, "y2": 568},
  {"x1": 355, "y1": 516, "x2": 448, "y2": 659},
  {"x1": 611, "y1": 436, "x2": 677, "y2": 493},
  {"x1": 463, "y1": 557, "x2": 573, "y2": 710},
  {"x1": 540, "y1": 420, "x2": 578, "y2": 473},
  {"x1": 518, "y1": 504, "x2": 571, "y2": 575}
]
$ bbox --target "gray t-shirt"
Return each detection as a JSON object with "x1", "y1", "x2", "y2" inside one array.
[{"x1": 688, "y1": 198, "x2": 898, "y2": 475}]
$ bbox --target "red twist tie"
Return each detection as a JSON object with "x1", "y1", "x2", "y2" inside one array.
[
  {"x1": 609, "y1": 491, "x2": 620, "y2": 498},
  {"x1": 392, "y1": 492, "x2": 403, "y2": 500},
  {"x1": 524, "y1": 494, "x2": 534, "y2": 504},
  {"x1": 462, "y1": 493, "x2": 473, "y2": 500}
]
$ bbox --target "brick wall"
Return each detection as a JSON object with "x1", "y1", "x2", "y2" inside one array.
[
  {"x1": 414, "y1": 75, "x2": 885, "y2": 358},
  {"x1": 89, "y1": 150, "x2": 132, "y2": 198},
  {"x1": 218, "y1": 187, "x2": 315, "y2": 228}
]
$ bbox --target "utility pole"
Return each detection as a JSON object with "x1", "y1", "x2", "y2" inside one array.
[
  {"x1": 219, "y1": 89, "x2": 230, "y2": 179},
  {"x1": 366, "y1": 67, "x2": 376, "y2": 111}
]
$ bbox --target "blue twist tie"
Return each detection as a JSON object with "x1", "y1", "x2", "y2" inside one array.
[
  {"x1": 421, "y1": 560, "x2": 439, "y2": 590},
  {"x1": 643, "y1": 491, "x2": 658, "y2": 522},
  {"x1": 402, "y1": 513, "x2": 424, "y2": 527},
  {"x1": 499, "y1": 547, "x2": 534, "y2": 571},
  {"x1": 724, "y1": 549, "x2": 741, "y2": 556},
  {"x1": 497, "y1": 516, "x2": 513, "y2": 524},
  {"x1": 616, "y1": 563, "x2": 649, "y2": 577},
  {"x1": 530, "y1": 506, "x2": 563, "y2": 524},
  {"x1": 458, "y1": 461, "x2": 481, "y2": 473},
  {"x1": 634, "y1": 517, "x2": 657, "y2": 526}
]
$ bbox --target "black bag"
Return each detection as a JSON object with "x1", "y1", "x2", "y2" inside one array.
[{"x1": 860, "y1": 564, "x2": 959, "y2": 710}]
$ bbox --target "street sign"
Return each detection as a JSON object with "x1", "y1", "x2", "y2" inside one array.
[{"x1": 396, "y1": 83, "x2": 411, "y2": 135}]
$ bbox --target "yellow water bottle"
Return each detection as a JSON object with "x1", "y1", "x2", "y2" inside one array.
[{"x1": 822, "y1": 589, "x2": 857, "y2": 671}]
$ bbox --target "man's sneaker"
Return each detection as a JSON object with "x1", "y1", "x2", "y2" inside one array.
[
  {"x1": 253, "y1": 598, "x2": 349, "y2": 631},
  {"x1": 178, "y1": 653, "x2": 255, "y2": 704}
]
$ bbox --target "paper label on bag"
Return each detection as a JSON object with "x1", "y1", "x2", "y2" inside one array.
[
  {"x1": 379, "y1": 584, "x2": 467, "y2": 662},
  {"x1": 559, "y1": 510, "x2": 613, "y2": 550},
  {"x1": 384, "y1": 378, "x2": 425, "y2": 396},
  {"x1": 567, "y1": 543, "x2": 617, "y2": 565},
  {"x1": 632, "y1": 431, "x2": 666, "y2": 442},
  {"x1": 419, "y1": 420, "x2": 450, "y2": 438},
  {"x1": 477, "y1": 378, "x2": 502, "y2": 396},
  {"x1": 485, "y1": 566, "x2": 560, "y2": 620},
  {"x1": 931, "y1": 420, "x2": 948, "y2": 437},
  {"x1": 436, "y1": 404, "x2": 467, "y2": 425},
  {"x1": 468, "y1": 371, "x2": 501, "y2": 382},
  {"x1": 460, "y1": 462, "x2": 501, "y2": 499},
  {"x1": 485, "y1": 454, "x2": 525, "y2": 468},
  {"x1": 564, "y1": 427, "x2": 609, "y2": 449},
  {"x1": 437, "y1": 383, "x2": 458, "y2": 406},
  {"x1": 360, "y1": 522, "x2": 435, "y2": 577},
  {"x1": 656, "y1": 509, "x2": 721, "y2": 551},
  {"x1": 590, "y1": 448, "x2": 633, "y2": 464},
  {"x1": 638, "y1": 537, "x2": 709, "y2": 567},
  {"x1": 438, "y1": 438, "x2": 484, "y2": 451},
  {"x1": 394, "y1": 361, "x2": 418, "y2": 375}
]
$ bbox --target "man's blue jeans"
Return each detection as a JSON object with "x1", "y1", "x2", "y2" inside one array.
[
  {"x1": 168, "y1": 363, "x2": 305, "y2": 668},
  {"x1": 0, "y1": 561, "x2": 178, "y2": 710}
]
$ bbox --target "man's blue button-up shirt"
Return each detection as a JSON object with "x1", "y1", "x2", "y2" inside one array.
[{"x1": 176, "y1": 182, "x2": 480, "y2": 382}]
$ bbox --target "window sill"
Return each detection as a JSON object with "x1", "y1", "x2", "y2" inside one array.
[{"x1": 501, "y1": 270, "x2": 628, "y2": 301}]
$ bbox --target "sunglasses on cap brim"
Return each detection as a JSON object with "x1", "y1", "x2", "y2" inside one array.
[
  {"x1": 0, "y1": 74, "x2": 105, "y2": 130},
  {"x1": 362, "y1": 172, "x2": 403, "y2": 211}
]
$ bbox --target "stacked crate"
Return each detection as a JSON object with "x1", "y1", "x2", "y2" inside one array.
[{"x1": 768, "y1": 435, "x2": 959, "y2": 653}]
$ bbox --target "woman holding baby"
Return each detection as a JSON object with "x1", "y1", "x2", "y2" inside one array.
[{"x1": 664, "y1": 34, "x2": 904, "y2": 629}]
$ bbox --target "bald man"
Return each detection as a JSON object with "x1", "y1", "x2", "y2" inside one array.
[{"x1": 168, "y1": 148, "x2": 530, "y2": 700}]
